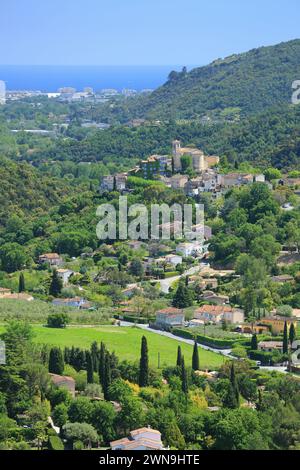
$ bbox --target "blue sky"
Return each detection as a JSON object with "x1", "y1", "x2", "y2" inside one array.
[{"x1": 1, "y1": 0, "x2": 299, "y2": 65}]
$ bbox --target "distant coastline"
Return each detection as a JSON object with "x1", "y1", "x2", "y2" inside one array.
[{"x1": 0, "y1": 65, "x2": 197, "y2": 92}]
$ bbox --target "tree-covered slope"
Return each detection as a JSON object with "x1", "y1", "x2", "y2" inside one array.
[
  {"x1": 109, "y1": 39, "x2": 300, "y2": 121},
  {"x1": 0, "y1": 156, "x2": 81, "y2": 223},
  {"x1": 30, "y1": 103, "x2": 300, "y2": 170}
]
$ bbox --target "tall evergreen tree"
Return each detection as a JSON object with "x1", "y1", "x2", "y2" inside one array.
[
  {"x1": 176, "y1": 346, "x2": 182, "y2": 367},
  {"x1": 172, "y1": 282, "x2": 193, "y2": 308},
  {"x1": 86, "y1": 351, "x2": 94, "y2": 384},
  {"x1": 49, "y1": 347, "x2": 64, "y2": 375},
  {"x1": 181, "y1": 356, "x2": 188, "y2": 394},
  {"x1": 251, "y1": 334, "x2": 258, "y2": 350},
  {"x1": 18, "y1": 272, "x2": 25, "y2": 293},
  {"x1": 49, "y1": 269, "x2": 63, "y2": 297},
  {"x1": 289, "y1": 323, "x2": 296, "y2": 346},
  {"x1": 98, "y1": 342, "x2": 106, "y2": 388},
  {"x1": 192, "y1": 341, "x2": 200, "y2": 371},
  {"x1": 139, "y1": 336, "x2": 149, "y2": 387},
  {"x1": 91, "y1": 341, "x2": 99, "y2": 372},
  {"x1": 230, "y1": 363, "x2": 240, "y2": 407},
  {"x1": 103, "y1": 352, "x2": 111, "y2": 400},
  {"x1": 283, "y1": 321, "x2": 289, "y2": 354}
]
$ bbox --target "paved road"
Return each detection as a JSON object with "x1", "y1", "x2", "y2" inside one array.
[
  {"x1": 120, "y1": 322, "x2": 292, "y2": 375},
  {"x1": 120, "y1": 321, "x2": 233, "y2": 358},
  {"x1": 159, "y1": 264, "x2": 203, "y2": 294}
]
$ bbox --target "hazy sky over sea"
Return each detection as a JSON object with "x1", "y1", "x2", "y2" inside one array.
[{"x1": 1, "y1": 0, "x2": 299, "y2": 66}]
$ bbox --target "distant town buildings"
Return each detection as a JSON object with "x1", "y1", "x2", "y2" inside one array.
[
  {"x1": 172, "y1": 140, "x2": 219, "y2": 173},
  {"x1": 140, "y1": 155, "x2": 171, "y2": 179},
  {"x1": 0, "y1": 81, "x2": 6, "y2": 105},
  {"x1": 99, "y1": 174, "x2": 128, "y2": 193}
]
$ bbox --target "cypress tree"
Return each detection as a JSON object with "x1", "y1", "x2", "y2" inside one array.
[
  {"x1": 289, "y1": 323, "x2": 296, "y2": 346},
  {"x1": 251, "y1": 334, "x2": 258, "y2": 350},
  {"x1": 49, "y1": 347, "x2": 64, "y2": 375},
  {"x1": 103, "y1": 352, "x2": 111, "y2": 399},
  {"x1": 181, "y1": 356, "x2": 188, "y2": 394},
  {"x1": 18, "y1": 272, "x2": 25, "y2": 293},
  {"x1": 98, "y1": 342, "x2": 106, "y2": 388},
  {"x1": 91, "y1": 341, "x2": 99, "y2": 372},
  {"x1": 86, "y1": 351, "x2": 94, "y2": 384},
  {"x1": 283, "y1": 321, "x2": 289, "y2": 354},
  {"x1": 230, "y1": 363, "x2": 240, "y2": 407},
  {"x1": 192, "y1": 340, "x2": 200, "y2": 371},
  {"x1": 49, "y1": 269, "x2": 63, "y2": 297},
  {"x1": 176, "y1": 346, "x2": 182, "y2": 367},
  {"x1": 139, "y1": 336, "x2": 149, "y2": 387}
]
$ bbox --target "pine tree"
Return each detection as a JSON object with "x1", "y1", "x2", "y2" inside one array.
[
  {"x1": 49, "y1": 347, "x2": 64, "y2": 375},
  {"x1": 192, "y1": 340, "x2": 200, "y2": 371},
  {"x1": 139, "y1": 336, "x2": 149, "y2": 387},
  {"x1": 289, "y1": 323, "x2": 296, "y2": 346},
  {"x1": 49, "y1": 269, "x2": 63, "y2": 297},
  {"x1": 18, "y1": 272, "x2": 25, "y2": 293},
  {"x1": 251, "y1": 334, "x2": 258, "y2": 350},
  {"x1": 176, "y1": 346, "x2": 182, "y2": 367},
  {"x1": 230, "y1": 363, "x2": 240, "y2": 407},
  {"x1": 172, "y1": 282, "x2": 193, "y2": 308},
  {"x1": 86, "y1": 351, "x2": 94, "y2": 384},
  {"x1": 283, "y1": 321, "x2": 289, "y2": 354},
  {"x1": 181, "y1": 356, "x2": 188, "y2": 394}
]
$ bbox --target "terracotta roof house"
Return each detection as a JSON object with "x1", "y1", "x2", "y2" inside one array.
[
  {"x1": 194, "y1": 305, "x2": 244, "y2": 324},
  {"x1": 110, "y1": 427, "x2": 164, "y2": 451},
  {"x1": 258, "y1": 341, "x2": 283, "y2": 352},
  {"x1": 155, "y1": 308, "x2": 185, "y2": 330},
  {"x1": 200, "y1": 291, "x2": 229, "y2": 305},
  {"x1": 39, "y1": 253, "x2": 63, "y2": 267},
  {"x1": 49, "y1": 373, "x2": 75, "y2": 397}
]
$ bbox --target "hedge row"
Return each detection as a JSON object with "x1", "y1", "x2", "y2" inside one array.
[
  {"x1": 249, "y1": 351, "x2": 288, "y2": 366},
  {"x1": 48, "y1": 435, "x2": 64, "y2": 451},
  {"x1": 172, "y1": 327, "x2": 249, "y2": 349},
  {"x1": 115, "y1": 314, "x2": 154, "y2": 324}
]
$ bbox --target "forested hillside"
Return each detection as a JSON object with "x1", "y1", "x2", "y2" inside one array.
[
  {"x1": 0, "y1": 156, "x2": 89, "y2": 223},
  {"x1": 26, "y1": 104, "x2": 300, "y2": 171},
  {"x1": 99, "y1": 39, "x2": 300, "y2": 122}
]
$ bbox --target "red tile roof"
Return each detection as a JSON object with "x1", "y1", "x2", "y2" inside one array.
[{"x1": 196, "y1": 305, "x2": 232, "y2": 315}]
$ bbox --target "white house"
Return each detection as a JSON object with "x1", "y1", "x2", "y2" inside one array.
[
  {"x1": 176, "y1": 242, "x2": 203, "y2": 257},
  {"x1": 165, "y1": 254, "x2": 183, "y2": 266},
  {"x1": 57, "y1": 269, "x2": 74, "y2": 286},
  {"x1": 110, "y1": 427, "x2": 164, "y2": 451}
]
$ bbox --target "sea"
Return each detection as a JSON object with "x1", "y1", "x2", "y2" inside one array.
[{"x1": 0, "y1": 65, "x2": 192, "y2": 92}]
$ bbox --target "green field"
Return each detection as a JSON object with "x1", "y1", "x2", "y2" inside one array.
[{"x1": 0, "y1": 325, "x2": 224, "y2": 369}]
